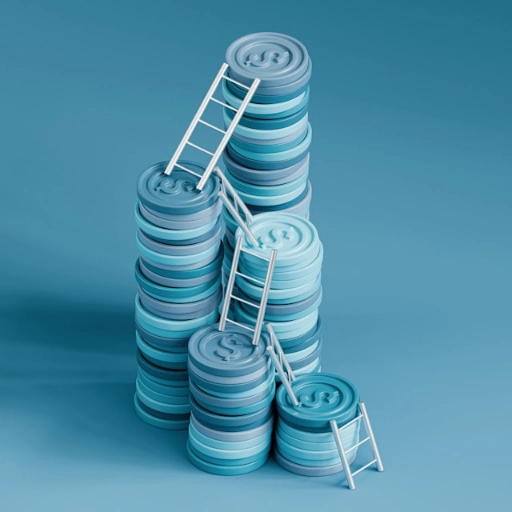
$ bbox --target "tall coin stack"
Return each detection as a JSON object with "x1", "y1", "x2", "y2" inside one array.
[
  {"x1": 187, "y1": 324, "x2": 275, "y2": 475},
  {"x1": 234, "y1": 213, "x2": 323, "y2": 377},
  {"x1": 220, "y1": 32, "x2": 313, "y2": 280},
  {"x1": 134, "y1": 161, "x2": 224, "y2": 429}
]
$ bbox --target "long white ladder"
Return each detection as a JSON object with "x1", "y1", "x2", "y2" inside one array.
[{"x1": 164, "y1": 63, "x2": 260, "y2": 190}]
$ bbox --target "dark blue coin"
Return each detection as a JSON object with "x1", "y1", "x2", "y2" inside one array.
[
  {"x1": 135, "y1": 394, "x2": 190, "y2": 421},
  {"x1": 226, "y1": 143, "x2": 309, "y2": 171},
  {"x1": 224, "y1": 103, "x2": 308, "y2": 130},
  {"x1": 136, "y1": 348, "x2": 189, "y2": 382}
]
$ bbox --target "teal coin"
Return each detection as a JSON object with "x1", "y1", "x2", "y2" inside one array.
[
  {"x1": 276, "y1": 433, "x2": 339, "y2": 462},
  {"x1": 136, "y1": 331, "x2": 188, "y2": 369},
  {"x1": 194, "y1": 371, "x2": 274, "y2": 399},
  {"x1": 230, "y1": 124, "x2": 308, "y2": 152},
  {"x1": 274, "y1": 448, "x2": 350, "y2": 477},
  {"x1": 137, "y1": 162, "x2": 219, "y2": 215},
  {"x1": 136, "y1": 349, "x2": 189, "y2": 383},
  {"x1": 136, "y1": 375, "x2": 190, "y2": 406},
  {"x1": 279, "y1": 318, "x2": 321, "y2": 352},
  {"x1": 284, "y1": 339, "x2": 320, "y2": 363},
  {"x1": 237, "y1": 212, "x2": 319, "y2": 268},
  {"x1": 288, "y1": 340, "x2": 322, "y2": 371},
  {"x1": 187, "y1": 358, "x2": 272, "y2": 385},
  {"x1": 225, "y1": 77, "x2": 308, "y2": 103},
  {"x1": 276, "y1": 373, "x2": 359, "y2": 431},
  {"x1": 135, "y1": 320, "x2": 189, "y2": 351},
  {"x1": 189, "y1": 421, "x2": 272, "y2": 451},
  {"x1": 137, "y1": 370, "x2": 190, "y2": 399},
  {"x1": 136, "y1": 380, "x2": 191, "y2": 415},
  {"x1": 134, "y1": 394, "x2": 189, "y2": 430},
  {"x1": 188, "y1": 323, "x2": 270, "y2": 377},
  {"x1": 224, "y1": 103, "x2": 308, "y2": 131},
  {"x1": 139, "y1": 200, "x2": 222, "y2": 229},
  {"x1": 187, "y1": 441, "x2": 269, "y2": 475}
]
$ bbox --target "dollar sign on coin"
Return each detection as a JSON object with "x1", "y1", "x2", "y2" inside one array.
[
  {"x1": 298, "y1": 390, "x2": 340, "y2": 409},
  {"x1": 214, "y1": 337, "x2": 244, "y2": 361},
  {"x1": 244, "y1": 49, "x2": 290, "y2": 68},
  {"x1": 258, "y1": 227, "x2": 297, "y2": 249},
  {"x1": 154, "y1": 177, "x2": 195, "y2": 196}
]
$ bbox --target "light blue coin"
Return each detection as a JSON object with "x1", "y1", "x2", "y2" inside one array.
[
  {"x1": 273, "y1": 448, "x2": 350, "y2": 477},
  {"x1": 136, "y1": 331, "x2": 188, "y2": 366},
  {"x1": 137, "y1": 285, "x2": 222, "y2": 320},
  {"x1": 225, "y1": 77, "x2": 309, "y2": 103},
  {"x1": 225, "y1": 33, "x2": 310, "y2": 88},
  {"x1": 276, "y1": 432, "x2": 340, "y2": 461},
  {"x1": 276, "y1": 373, "x2": 359, "y2": 431},
  {"x1": 279, "y1": 318, "x2": 321, "y2": 352},
  {"x1": 188, "y1": 439, "x2": 270, "y2": 467},
  {"x1": 134, "y1": 394, "x2": 189, "y2": 431},
  {"x1": 226, "y1": 108, "x2": 308, "y2": 142},
  {"x1": 222, "y1": 80, "x2": 308, "y2": 118},
  {"x1": 187, "y1": 441, "x2": 268, "y2": 475},
  {"x1": 229, "y1": 124, "x2": 312, "y2": 163},
  {"x1": 137, "y1": 365, "x2": 189, "y2": 388},
  {"x1": 135, "y1": 295, "x2": 219, "y2": 336},
  {"x1": 135, "y1": 203, "x2": 218, "y2": 242},
  {"x1": 230, "y1": 125, "x2": 308, "y2": 153},
  {"x1": 289, "y1": 340, "x2": 322, "y2": 370},
  {"x1": 136, "y1": 376, "x2": 190, "y2": 406},
  {"x1": 137, "y1": 224, "x2": 221, "y2": 256},
  {"x1": 226, "y1": 142, "x2": 309, "y2": 171},
  {"x1": 190, "y1": 412, "x2": 274, "y2": 443},
  {"x1": 236, "y1": 212, "x2": 319, "y2": 268},
  {"x1": 136, "y1": 382, "x2": 191, "y2": 415},
  {"x1": 223, "y1": 146, "x2": 309, "y2": 187},
  {"x1": 189, "y1": 378, "x2": 274, "y2": 409},
  {"x1": 194, "y1": 371, "x2": 274, "y2": 399},
  {"x1": 276, "y1": 446, "x2": 343, "y2": 468},
  {"x1": 136, "y1": 320, "x2": 189, "y2": 350},
  {"x1": 287, "y1": 357, "x2": 321, "y2": 377},
  {"x1": 224, "y1": 102, "x2": 308, "y2": 130},
  {"x1": 137, "y1": 370, "x2": 190, "y2": 398},
  {"x1": 248, "y1": 180, "x2": 312, "y2": 216},
  {"x1": 187, "y1": 357, "x2": 272, "y2": 385},
  {"x1": 189, "y1": 421, "x2": 272, "y2": 451},
  {"x1": 140, "y1": 198, "x2": 222, "y2": 225},
  {"x1": 284, "y1": 340, "x2": 320, "y2": 363}
]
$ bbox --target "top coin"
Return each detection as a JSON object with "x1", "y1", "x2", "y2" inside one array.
[
  {"x1": 237, "y1": 212, "x2": 319, "y2": 268},
  {"x1": 276, "y1": 373, "x2": 359, "y2": 430},
  {"x1": 226, "y1": 33, "x2": 310, "y2": 88},
  {"x1": 137, "y1": 161, "x2": 220, "y2": 215},
  {"x1": 188, "y1": 323, "x2": 270, "y2": 377}
]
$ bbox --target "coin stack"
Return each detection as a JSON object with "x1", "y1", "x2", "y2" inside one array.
[
  {"x1": 233, "y1": 212, "x2": 323, "y2": 377},
  {"x1": 187, "y1": 324, "x2": 275, "y2": 475},
  {"x1": 133, "y1": 161, "x2": 223, "y2": 429},
  {"x1": 221, "y1": 32, "x2": 313, "y2": 279},
  {"x1": 275, "y1": 373, "x2": 361, "y2": 476}
]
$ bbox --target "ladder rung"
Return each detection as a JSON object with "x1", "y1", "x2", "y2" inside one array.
[
  {"x1": 210, "y1": 97, "x2": 238, "y2": 112},
  {"x1": 222, "y1": 74, "x2": 251, "y2": 90},
  {"x1": 173, "y1": 162, "x2": 203, "y2": 178},
  {"x1": 231, "y1": 295, "x2": 260, "y2": 309},
  {"x1": 186, "y1": 141, "x2": 215, "y2": 156},
  {"x1": 197, "y1": 118, "x2": 226, "y2": 134},
  {"x1": 225, "y1": 318, "x2": 255, "y2": 332},
  {"x1": 235, "y1": 271, "x2": 265, "y2": 286},
  {"x1": 240, "y1": 248, "x2": 270, "y2": 261},
  {"x1": 351, "y1": 459, "x2": 377, "y2": 477},
  {"x1": 338, "y1": 414, "x2": 363, "y2": 431},
  {"x1": 345, "y1": 437, "x2": 371, "y2": 454}
]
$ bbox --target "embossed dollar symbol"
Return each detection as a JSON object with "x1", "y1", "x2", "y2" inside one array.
[
  {"x1": 214, "y1": 337, "x2": 244, "y2": 361},
  {"x1": 299, "y1": 390, "x2": 340, "y2": 409},
  {"x1": 154, "y1": 177, "x2": 195, "y2": 195},
  {"x1": 257, "y1": 227, "x2": 296, "y2": 249},
  {"x1": 244, "y1": 50, "x2": 290, "y2": 68}
]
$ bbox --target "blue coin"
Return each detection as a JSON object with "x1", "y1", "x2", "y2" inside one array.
[
  {"x1": 222, "y1": 81, "x2": 309, "y2": 119},
  {"x1": 278, "y1": 318, "x2": 321, "y2": 352},
  {"x1": 136, "y1": 349, "x2": 189, "y2": 382},
  {"x1": 134, "y1": 394, "x2": 189, "y2": 430},
  {"x1": 226, "y1": 144, "x2": 309, "y2": 171},
  {"x1": 138, "y1": 370, "x2": 190, "y2": 399},
  {"x1": 189, "y1": 421, "x2": 272, "y2": 451},
  {"x1": 138, "y1": 258, "x2": 220, "y2": 289},
  {"x1": 225, "y1": 32, "x2": 310, "y2": 88},
  {"x1": 135, "y1": 264, "x2": 222, "y2": 303},
  {"x1": 136, "y1": 393, "x2": 190, "y2": 421},
  {"x1": 276, "y1": 432, "x2": 340, "y2": 461},
  {"x1": 247, "y1": 181, "x2": 312, "y2": 216},
  {"x1": 287, "y1": 339, "x2": 322, "y2": 371},
  {"x1": 225, "y1": 78, "x2": 308, "y2": 104},
  {"x1": 135, "y1": 203, "x2": 219, "y2": 243},
  {"x1": 139, "y1": 198, "x2": 222, "y2": 225},
  {"x1": 139, "y1": 247, "x2": 223, "y2": 280},
  {"x1": 137, "y1": 225, "x2": 221, "y2": 256},
  {"x1": 276, "y1": 373, "x2": 359, "y2": 431},
  {"x1": 136, "y1": 332, "x2": 188, "y2": 370},
  {"x1": 189, "y1": 379, "x2": 274, "y2": 410},
  {"x1": 190, "y1": 412, "x2": 274, "y2": 443},
  {"x1": 137, "y1": 285, "x2": 222, "y2": 320},
  {"x1": 273, "y1": 448, "x2": 348, "y2": 477},
  {"x1": 194, "y1": 371, "x2": 274, "y2": 399},
  {"x1": 136, "y1": 378, "x2": 190, "y2": 414},
  {"x1": 188, "y1": 323, "x2": 270, "y2": 377},
  {"x1": 224, "y1": 102, "x2": 308, "y2": 130},
  {"x1": 138, "y1": 366, "x2": 189, "y2": 389},
  {"x1": 189, "y1": 395, "x2": 273, "y2": 431},
  {"x1": 136, "y1": 320, "x2": 189, "y2": 350},
  {"x1": 187, "y1": 441, "x2": 269, "y2": 475},
  {"x1": 137, "y1": 161, "x2": 220, "y2": 215}
]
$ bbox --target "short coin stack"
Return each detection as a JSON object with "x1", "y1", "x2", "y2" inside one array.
[
  {"x1": 234, "y1": 212, "x2": 323, "y2": 377},
  {"x1": 133, "y1": 161, "x2": 223, "y2": 429},
  {"x1": 221, "y1": 32, "x2": 313, "y2": 278},
  {"x1": 275, "y1": 373, "x2": 361, "y2": 476},
  {"x1": 187, "y1": 324, "x2": 275, "y2": 475}
]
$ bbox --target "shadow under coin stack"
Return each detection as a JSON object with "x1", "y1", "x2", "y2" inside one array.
[
  {"x1": 234, "y1": 212, "x2": 323, "y2": 378},
  {"x1": 221, "y1": 32, "x2": 312, "y2": 280},
  {"x1": 187, "y1": 324, "x2": 275, "y2": 475},
  {"x1": 133, "y1": 161, "x2": 224, "y2": 429},
  {"x1": 275, "y1": 374, "x2": 361, "y2": 476}
]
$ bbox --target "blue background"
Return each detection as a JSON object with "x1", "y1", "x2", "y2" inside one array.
[{"x1": 1, "y1": 0, "x2": 511, "y2": 510}]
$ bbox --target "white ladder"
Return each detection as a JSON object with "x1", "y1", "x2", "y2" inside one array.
[
  {"x1": 219, "y1": 234, "x2": 277, "y2": 346},
  {"x1": 164, "y1": 63, "x2": 260, "y2": 190},
  {"x1": 330, "y1": 402, "x2": 384, "y2": 490}
]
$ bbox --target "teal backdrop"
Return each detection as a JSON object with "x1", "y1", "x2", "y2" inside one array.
[{"x1": 1, "y1": 1, "x2": 511, "y2": 510}]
